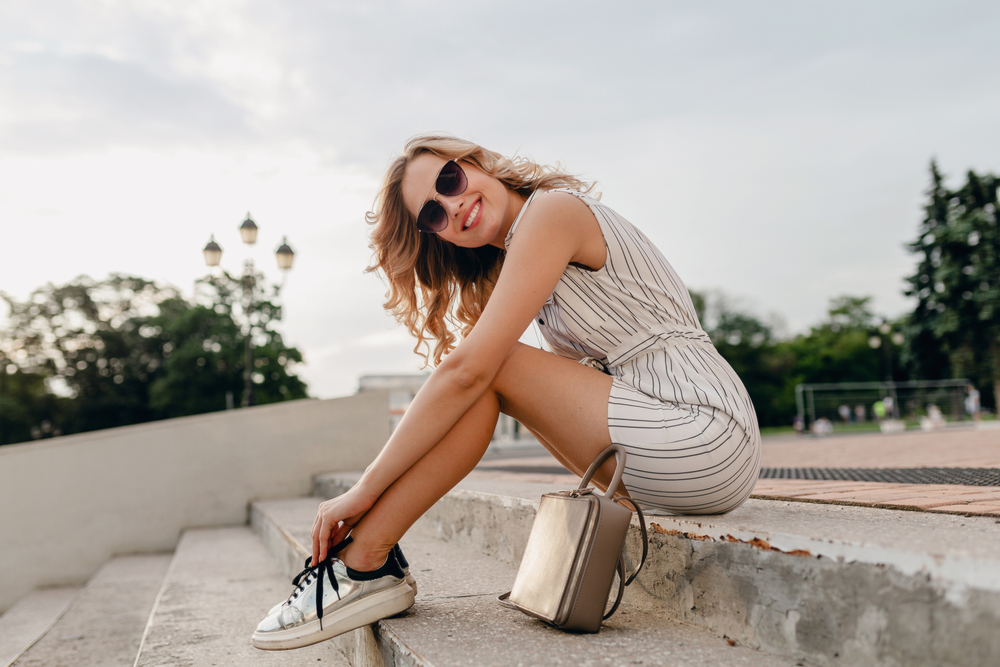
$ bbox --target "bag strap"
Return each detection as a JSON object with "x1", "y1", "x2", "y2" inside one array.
[
  {"x1": 603, "y1": 558, "x2": 626, "y2": 619},
  {"x1": 578, "y1": 444, "x2": 626, "y2": 499},
  {"x1": 602, "y1": 498, "x2": 648, "y2": 620}
]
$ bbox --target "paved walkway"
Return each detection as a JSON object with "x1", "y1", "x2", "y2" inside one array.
[{"x1": 473, "y1": 424, "x2": 1000, "y2": 517}]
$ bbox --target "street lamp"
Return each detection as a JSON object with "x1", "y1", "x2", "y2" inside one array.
[
  {"x1": 202, "y1": 213, "x2": 294, "y2": 408},
  {"x1": 869, "y1": 320, "x2": 903, "y2": 419}
]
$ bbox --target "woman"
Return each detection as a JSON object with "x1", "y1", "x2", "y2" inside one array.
[{"x1": 252, "y1": 135, "x2": 761, "y2": 650}]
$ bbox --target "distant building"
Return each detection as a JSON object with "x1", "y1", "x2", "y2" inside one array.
[
  {"x1": 357, "y1": 373, "x2": 530, "y2": 443},
  {"x1": 358, "y1": 374, "x2": 430, "y2": 432}
]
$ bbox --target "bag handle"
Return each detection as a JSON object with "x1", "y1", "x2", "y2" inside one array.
[{"x1": 578, "y1": 444, "x2": 626, "y2": 499}]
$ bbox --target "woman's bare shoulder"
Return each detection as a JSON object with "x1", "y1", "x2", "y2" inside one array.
[{"x1": 516, "y1": 190, "x2": 605, "y2": 271}]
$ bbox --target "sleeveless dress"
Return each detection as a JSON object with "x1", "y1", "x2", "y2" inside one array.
[{"x1": 504, "y1": 188, "x2": 761, "y2": 515}]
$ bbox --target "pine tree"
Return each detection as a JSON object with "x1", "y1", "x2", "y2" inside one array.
[{"x1": 903, "y1": 161, "x2": 1000, "y2": 408}]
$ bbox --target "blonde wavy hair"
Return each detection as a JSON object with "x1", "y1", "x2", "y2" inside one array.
[{"x1": 366, "y1": 135, "x2": 596, "y2": 367}]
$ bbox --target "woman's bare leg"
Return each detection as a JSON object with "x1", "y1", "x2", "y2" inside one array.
[{"x1": 339, "y1": 343, "x2": 616, "y2": 571}]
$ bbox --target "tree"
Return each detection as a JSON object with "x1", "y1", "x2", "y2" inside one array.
[
  {"x1": 690, "y1": 291, "x2": 901, "y2": 428},
  {"x1": 0, "y1": 275, "x2": 178, "y2": 436},
  {"x1": 0, "y1": 272, "x2": 308, "y2": 445},
  {"x1": 783, "y1": 296, "x2": 898, "y2": 386},
  {"x1": 689, "y1": 290, "x2": 796, "y2": 427},
  {"x1": 904, "y1": 162, "x2": 1000, "y2": 408},
  {"x1": 148, "y1": 270, "x2": 307, "y2": 417}
]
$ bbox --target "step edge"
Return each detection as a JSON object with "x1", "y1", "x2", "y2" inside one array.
[
  {"x1": 130, "y1": 541, "x2": 183, "y2": 667},
  {"x1": 249, "y1": 500, "x2": 435, "y2": 667},
  {"x1": 1, "y1": 586, "x2": 81, "y2": 667}
]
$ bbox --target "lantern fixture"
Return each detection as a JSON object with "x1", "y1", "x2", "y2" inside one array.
[
  {"x1": 203, "y1": 235, "x2": 223, "y2": 267},
  {"x1": 239, "y1": 213, "x2": 259, "y2": 245},
  {"x1": 276, "y1": 236, "x2": 295, "y2": 270}
]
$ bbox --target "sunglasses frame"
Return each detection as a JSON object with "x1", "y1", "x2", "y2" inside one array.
[{"x1": 415, "y1": 160, "x2": 468, "y2": 233}]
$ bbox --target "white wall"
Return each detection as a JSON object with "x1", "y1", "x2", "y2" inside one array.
[{"x1": 0, "y1": 392, "x2": 390, "y2": 612}]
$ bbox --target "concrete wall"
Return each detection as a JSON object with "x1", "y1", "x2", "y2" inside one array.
[{"x1": 0, "y1": 391, "x2": 391, "y2": 612}]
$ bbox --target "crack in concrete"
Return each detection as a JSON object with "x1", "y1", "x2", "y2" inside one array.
[{"x1": 649, "y1": 522, "x2": 813, "y2": 557}]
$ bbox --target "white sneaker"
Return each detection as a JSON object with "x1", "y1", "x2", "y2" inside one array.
[
  {"x1": 252, "y1": 552, "x2": 414, "y2": 650},
  {"x1": 264, "y1": 543, "x2": 417, "y2": 617}
]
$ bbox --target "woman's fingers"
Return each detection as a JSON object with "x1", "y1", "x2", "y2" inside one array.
[
  {"x1": 310, "y1": 507, "x2": 332, "y2": 566},
  {"x1": 316, "y1": 517, "x2": 335, "y2": 564},
  {"x1": 307, "y1": 489, "x2": 377, "y2": 567},
  {"x1": 331, "y1": 521, "x2": 352, "y2": 547}
]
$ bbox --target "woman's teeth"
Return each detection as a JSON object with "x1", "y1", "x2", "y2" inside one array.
[{"x1": 463, "y1": 200, "x2": 481, "y2": 230}]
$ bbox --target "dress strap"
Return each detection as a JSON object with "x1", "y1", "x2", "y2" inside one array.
[{"x1": 503, "y1": 188, "x2": 546, "y2": 251}]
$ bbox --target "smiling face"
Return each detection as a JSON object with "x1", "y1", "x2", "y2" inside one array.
[{"x1": 400, "y1": 152, "x2": 519, "y2": 249}]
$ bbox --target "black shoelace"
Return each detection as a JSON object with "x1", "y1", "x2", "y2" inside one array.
[{"x1": 287, "y1": 537, "x2": 353, "y2": 631}]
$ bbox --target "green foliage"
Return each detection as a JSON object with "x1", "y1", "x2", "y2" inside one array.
[
  {"x1": 0, "y1": 272, "x2": 308, "y2": 445},
  {"x1": 691, "y1": 291, "x2": 901, "y2": 427},
  {"x1": 783, "y1": 296, "x2": 892, "y2": 385},
  {"x1": 903, "y1": 162, "x2": 1000, "y2": 406},
  {"x1": 148, "y1": 271, "x2": 306, "y2": 416},
  {"x1": 691, "y1": 290, "x2": 796, "y2": 427}
]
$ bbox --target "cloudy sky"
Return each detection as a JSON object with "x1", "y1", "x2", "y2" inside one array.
[{"x1": 2, "y1": 1, "x2": 999, "y2": 398}]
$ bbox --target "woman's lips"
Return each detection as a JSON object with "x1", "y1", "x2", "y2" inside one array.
[{"x1": 462, "y1": 199, "x2": 482, "y2": 231}]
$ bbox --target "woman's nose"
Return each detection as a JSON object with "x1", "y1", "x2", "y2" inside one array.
[{"x1": 438, "y1": 194, "x2": 463, "y2": 220}]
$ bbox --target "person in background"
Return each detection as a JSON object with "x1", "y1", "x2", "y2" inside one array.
[{"x1": 966, "y1": 385, "x2": 981, "y2": 423}]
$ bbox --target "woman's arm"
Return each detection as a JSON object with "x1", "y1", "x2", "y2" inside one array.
[{"x1": 312, "y1": 192, "x2": 604, "y2": 562}]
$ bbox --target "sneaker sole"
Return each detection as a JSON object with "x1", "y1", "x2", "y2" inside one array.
[
  {"x1": 252, "y1": 581, "x2": 415, "y2": 651},
  {"x1": 265, "y1": 573, "x2": 418, "y2": 617}
]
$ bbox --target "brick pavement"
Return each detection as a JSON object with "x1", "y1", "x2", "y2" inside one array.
[
  {"x1": 475, "y1": 424, "x2": 1000, "y2": 517},
  {"x1": 754, "y1": 425, "x2": 1000, "y2": 516}
]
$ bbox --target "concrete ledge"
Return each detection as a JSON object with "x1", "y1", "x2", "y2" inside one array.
[
  {"x1": 316, "y1": 472, "x2": 1000, "y2": 667},
  {"x1": 0, "y1": 390, "x2": 391, "y2": 613}
]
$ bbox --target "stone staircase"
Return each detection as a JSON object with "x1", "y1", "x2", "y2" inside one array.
[{"x1": 4, "y1": 471, "x2": 999, "y2": 667}]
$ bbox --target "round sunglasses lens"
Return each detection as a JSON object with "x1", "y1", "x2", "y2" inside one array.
[
  {"x1": 416, "y1": 200, "x2": 448, "y2": 233},
  {"x1": 436, "y1": 161, "x2": 467, "y2": 196}
]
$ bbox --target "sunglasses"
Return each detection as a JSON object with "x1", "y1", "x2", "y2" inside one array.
[{"x1": 416, "y1": 160, "x2": 468, "y2": 233}]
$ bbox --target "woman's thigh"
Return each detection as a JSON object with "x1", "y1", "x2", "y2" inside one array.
[{"x1": 491, "y1": 343, "x2": 617, "y2": 485}]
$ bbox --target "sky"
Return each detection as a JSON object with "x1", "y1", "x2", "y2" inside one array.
[{"x1": 2, "y1": 0, "x2": 999, "y2": 398}]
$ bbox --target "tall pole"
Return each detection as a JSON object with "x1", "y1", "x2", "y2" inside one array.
[
  {"x1": 204, "y1": 213, "x2": 293, "y2": 411},
  {"x1": 243, "y1": 257, "x2": 255, "y2": 407}
]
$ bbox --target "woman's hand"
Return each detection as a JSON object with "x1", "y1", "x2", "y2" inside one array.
[{"x1": 310, "y1": 486, "x2": 377, "y2": 566}]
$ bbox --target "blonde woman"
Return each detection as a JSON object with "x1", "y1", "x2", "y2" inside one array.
[{"x1": 253, "y1": 135, "x2": 761, "y2": 650}]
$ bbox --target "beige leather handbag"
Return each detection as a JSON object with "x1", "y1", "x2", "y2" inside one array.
[{"x1": 499, "y1": 445, "x2": 648, "y2": 633}]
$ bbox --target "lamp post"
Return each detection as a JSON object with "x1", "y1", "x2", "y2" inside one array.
[
  {"x1": 202, "y1": 213, "x2": 295, "y2": 408},
  {"x1": 869, "y1": 320, "x2": 904, "y2": 419}
]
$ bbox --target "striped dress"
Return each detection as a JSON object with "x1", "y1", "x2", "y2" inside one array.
[{"x1": 504, "y1": 188, "x2": 761, "y2": 515}]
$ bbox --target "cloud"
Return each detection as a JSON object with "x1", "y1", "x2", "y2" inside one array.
[{"x1": 0, "y1": 50, "x2": 254, "y2": 154}]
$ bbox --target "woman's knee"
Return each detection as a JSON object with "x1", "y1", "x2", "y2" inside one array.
[{"x1": 488, "y1": 342, "x2": 536, "y2": 406}]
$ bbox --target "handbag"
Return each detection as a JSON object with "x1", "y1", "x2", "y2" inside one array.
[{"x1": 499, "y1": 444, "x2": 648, "y2": 633}]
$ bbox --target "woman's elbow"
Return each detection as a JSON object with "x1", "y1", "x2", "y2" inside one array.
[{"x1": 437, "y1": 354, "x2": 492, "y2": 393}]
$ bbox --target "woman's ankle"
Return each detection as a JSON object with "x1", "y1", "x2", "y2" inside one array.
[{"x1": 339, "y1": 543, "x2": 391, "y2": 573}]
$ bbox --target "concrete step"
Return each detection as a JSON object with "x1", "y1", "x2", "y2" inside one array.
[
  {"x1": 0, "y1": 587, "x2": 79, "y2": 667},
  {"x1": 315, "y1": 472, "x2": 1000, "y2": 667},
  {"x1": 251, "y1": 496, "x2": 799, "y2": 667},
  {"x1": 133, "y1": 526, "x2": 348, "y2": 666},
  {"x1": 9, "y1": 555, "x2": 170, "y2": 667}
]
